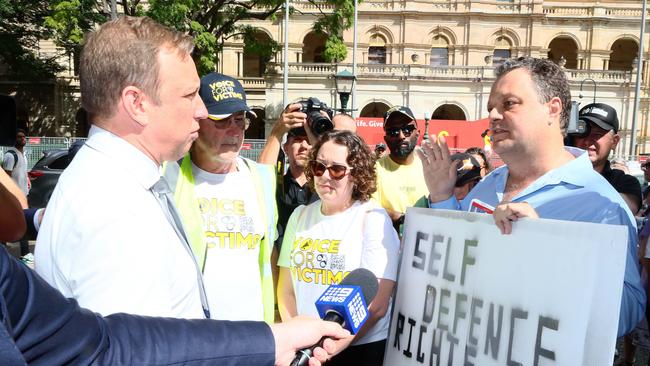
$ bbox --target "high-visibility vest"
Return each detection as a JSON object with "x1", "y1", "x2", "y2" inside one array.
[{"x1": 163, "y1": 154, "x2": 277, "y2": 324}]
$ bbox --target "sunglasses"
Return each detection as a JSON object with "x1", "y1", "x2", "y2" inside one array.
[
  {"x1": 385, "y1": 124, "x2": 416, "y2": 138},
  {"x1": 309, "y1": 160, "x2": 352, "y2": 180},
  {"x1": 208, "y1": 115, "x2": 250, "y2": 130}
]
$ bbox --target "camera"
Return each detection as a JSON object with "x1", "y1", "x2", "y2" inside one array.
[
  {"x1": 297, "y1": 97, "x2": 334, "y2": 135},
  {"x1": 564, "y1": 101, "x2": 589, "y2": 146},
  {"x1": 566, "y1": 101, "x2": 589, "y2": 137}
]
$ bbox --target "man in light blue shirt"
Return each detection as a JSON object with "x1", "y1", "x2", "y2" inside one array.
[{"x1": 418, "y1": 57, "x2": 645, "y2": 337}]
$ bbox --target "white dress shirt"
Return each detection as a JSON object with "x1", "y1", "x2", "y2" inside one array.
[{"x1": 35, "y1": 126, "x2": 205, "y2": 319}]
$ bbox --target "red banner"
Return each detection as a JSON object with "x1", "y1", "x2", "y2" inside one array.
[{"x1": 355, "y1": 117, "x2": 491, "y2": 152}]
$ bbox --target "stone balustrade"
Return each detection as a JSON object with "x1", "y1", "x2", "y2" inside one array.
[
  {"x1": 266, "y1": 62, "x2": 630, "y2": 84},
  {"x1": 542, "y1": 6, "x2": 592, "y2": 16},
  {"x1": 239, "y1": 77, "x2": 266, "y2": 89},
  {"x1": 290, "y1": 0, "x2": 646, "y2": 19},
  {"x1": 605, "y1": 7, "x2": 643, "y2": 17}
]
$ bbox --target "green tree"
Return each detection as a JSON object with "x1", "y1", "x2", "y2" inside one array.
[
  {"x1": 44, "y1": 0, "x2": 358, "y2": 76},
  {"x1": 0, "y1": 0, "x2": 64, "y2": 79},
  {"x1": 311, "y1": 0, "x2": 356, "y2": 62}
]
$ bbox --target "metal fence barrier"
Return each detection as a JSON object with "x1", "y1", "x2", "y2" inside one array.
[
  {"x1": 1, "y1": 137, "x2": 268, "y2": 170},
  {"x1": 3, "y1": 137, "x2": 647, "y2": 178}
]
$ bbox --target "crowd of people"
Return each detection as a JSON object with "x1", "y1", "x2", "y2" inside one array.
[{"x1": 1, "y1": 14, "x2": 649, "y2": 366}]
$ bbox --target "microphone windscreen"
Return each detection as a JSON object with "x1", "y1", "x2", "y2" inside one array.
[{"x1": 339, "y1": 268, "x2": 378, "y2": 304}]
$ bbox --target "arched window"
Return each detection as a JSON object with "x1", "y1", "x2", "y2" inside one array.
[
  {"x1": 243, "y1": 31, "x2": 273, "y2": 77},
  {"x1": 430, "y1": 35, "x2": 449, "y2": 66},
  {"x1": 359, "y1": 101, "x2": 391, "y2": 118},
  {"x1": 493, "y1": 36, "x2": 512, "y2": 66},
  {"x1": 303, "y1": 32, "x2": 328, "y2": 63},
  {"x1": 609, "y1": 39, "x2": 638, "y2": 71},
  {"x1": 432, "y1": 104, "x2": 466, "y2": 121},
  {"x1": 368, "y1": 34, "x2": 387, "y2": 64},
  {"x1": 547, "y1": 37, "x2": 578, "y2": 69}
]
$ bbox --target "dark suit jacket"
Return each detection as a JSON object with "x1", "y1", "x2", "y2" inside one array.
[
  {"x1": 22, "y1": 208, "x2": 38, "y2": 240},
  {"x1": 0, "y1": 246, "x2": 275, "y2": 365}
]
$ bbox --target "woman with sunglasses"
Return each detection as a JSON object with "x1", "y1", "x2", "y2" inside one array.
[{"x1": 277, "y1": 130, "x2": 399, "y2": 365}]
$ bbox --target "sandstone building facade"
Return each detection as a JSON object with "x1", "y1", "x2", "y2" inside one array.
[
  {"x1": 2, "y1": 0, "x2": 649, "y2": 155},
  {"x1": 222, "y1": 0, "x2": 650, "y2": 155}
]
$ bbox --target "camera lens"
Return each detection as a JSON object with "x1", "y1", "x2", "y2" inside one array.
[{"x1": 309, "y1": 111, "x2": 334, "y2": 135}]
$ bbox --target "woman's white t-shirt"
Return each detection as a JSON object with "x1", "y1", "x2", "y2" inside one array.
[{"x1": 278, "y1": 200, "x2": 400, "y2": 345}]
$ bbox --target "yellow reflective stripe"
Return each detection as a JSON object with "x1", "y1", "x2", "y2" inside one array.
[
  {"x1": 243, "y1": 159, "x2": 277, "y2": 323},
  {"x1": 172, "y1": 156, "x2": 277, "y2": 323}
]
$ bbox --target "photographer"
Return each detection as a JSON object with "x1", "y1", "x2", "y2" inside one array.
[
  {"x1": 259, "y1": 99, "x2": 334, "y2": 260},
  {"x1": 569, "y1": 103, "x2": 641, "y2": 214},
  {"x1": 258, "y1": 104, "x2": 308, "y2": 166},
  {"x1": 258, "y1": 98, "x2": 335, "y2": 166}
]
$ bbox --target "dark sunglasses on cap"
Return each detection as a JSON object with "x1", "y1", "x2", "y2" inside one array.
[
  {"x1": 309, "y1": 160, "x2": 352, "y2": 180},
  {"x1": 385, "y1": 124, "x2": 416, "y2": 138}
]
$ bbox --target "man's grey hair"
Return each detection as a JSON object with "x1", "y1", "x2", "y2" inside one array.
[{"x1": 495, "y1": 57, "x2": 571, "y2": 134}]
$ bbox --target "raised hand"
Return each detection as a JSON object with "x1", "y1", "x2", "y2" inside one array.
[
  {"x1": 275, "y1": 103, "x2": 307, "y2": 136},
  {"x1": 417, "y1": 135, "x2": 460, "y2": 204}
]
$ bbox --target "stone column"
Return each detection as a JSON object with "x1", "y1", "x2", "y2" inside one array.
[{"x1": 237, "y1": 52, "x2": 243, "y2": 77}]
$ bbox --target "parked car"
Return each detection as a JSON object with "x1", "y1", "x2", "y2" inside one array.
[{"x1": 27, "y1": 149, "x2": 70, "y2": 208}]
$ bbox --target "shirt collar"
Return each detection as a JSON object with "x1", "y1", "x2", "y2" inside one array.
[
  {"x1": 490, "y1": 146, "x2": 591, "y2": 199},
  {"x1": 535, "y1": 146, "x2": 591, "y2": 186},
  {"x1": 84, "y1": 125, "x2": 162, "y2": 190}
]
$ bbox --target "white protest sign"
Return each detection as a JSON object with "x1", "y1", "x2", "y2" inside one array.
[{"x1": 385, "y1": 208, "x2": 627, "y2": 366}]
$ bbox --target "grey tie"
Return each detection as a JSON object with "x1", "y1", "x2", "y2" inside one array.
[{"x1": 151, "y1": 177, "x2": 210, "y2": 319}]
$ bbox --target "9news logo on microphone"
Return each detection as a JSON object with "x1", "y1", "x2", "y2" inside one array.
[{"x1": 315, "y1": 285, "x2": 368, "y2": 334}]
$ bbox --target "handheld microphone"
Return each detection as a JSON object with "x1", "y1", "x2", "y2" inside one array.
[{"x1": 290, "y1": 268, "x2": 378, "y2": 366}]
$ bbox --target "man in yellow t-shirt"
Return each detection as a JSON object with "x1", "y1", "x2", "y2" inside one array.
[{"x1": 372, "y1": 106, "x2": 428, "y2": 231}]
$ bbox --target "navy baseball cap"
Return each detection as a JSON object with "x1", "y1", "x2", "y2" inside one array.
[
  {"x1": 383, "y1": 106, "x2": 416, "y2": 127},
  {"x1": 579, "y1": 103, "x2": 618, "y2": 133},
  {"x1": 199, "y1": 73, "x2": 256, "y2": 120}
]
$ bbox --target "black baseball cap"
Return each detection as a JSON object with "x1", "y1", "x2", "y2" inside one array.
[
  {"x1": 451, "y1": 153, "x2": 482, "y2": 187},
  {"x1": 579, "y1": 103, "x2": 618, "y2": 133},
  {"x1": 199, "y1": 73, "x2": 256, "y2": 120},
  {"x1": 383, "y1": 106, "x2": 415, "y2": 127}
]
